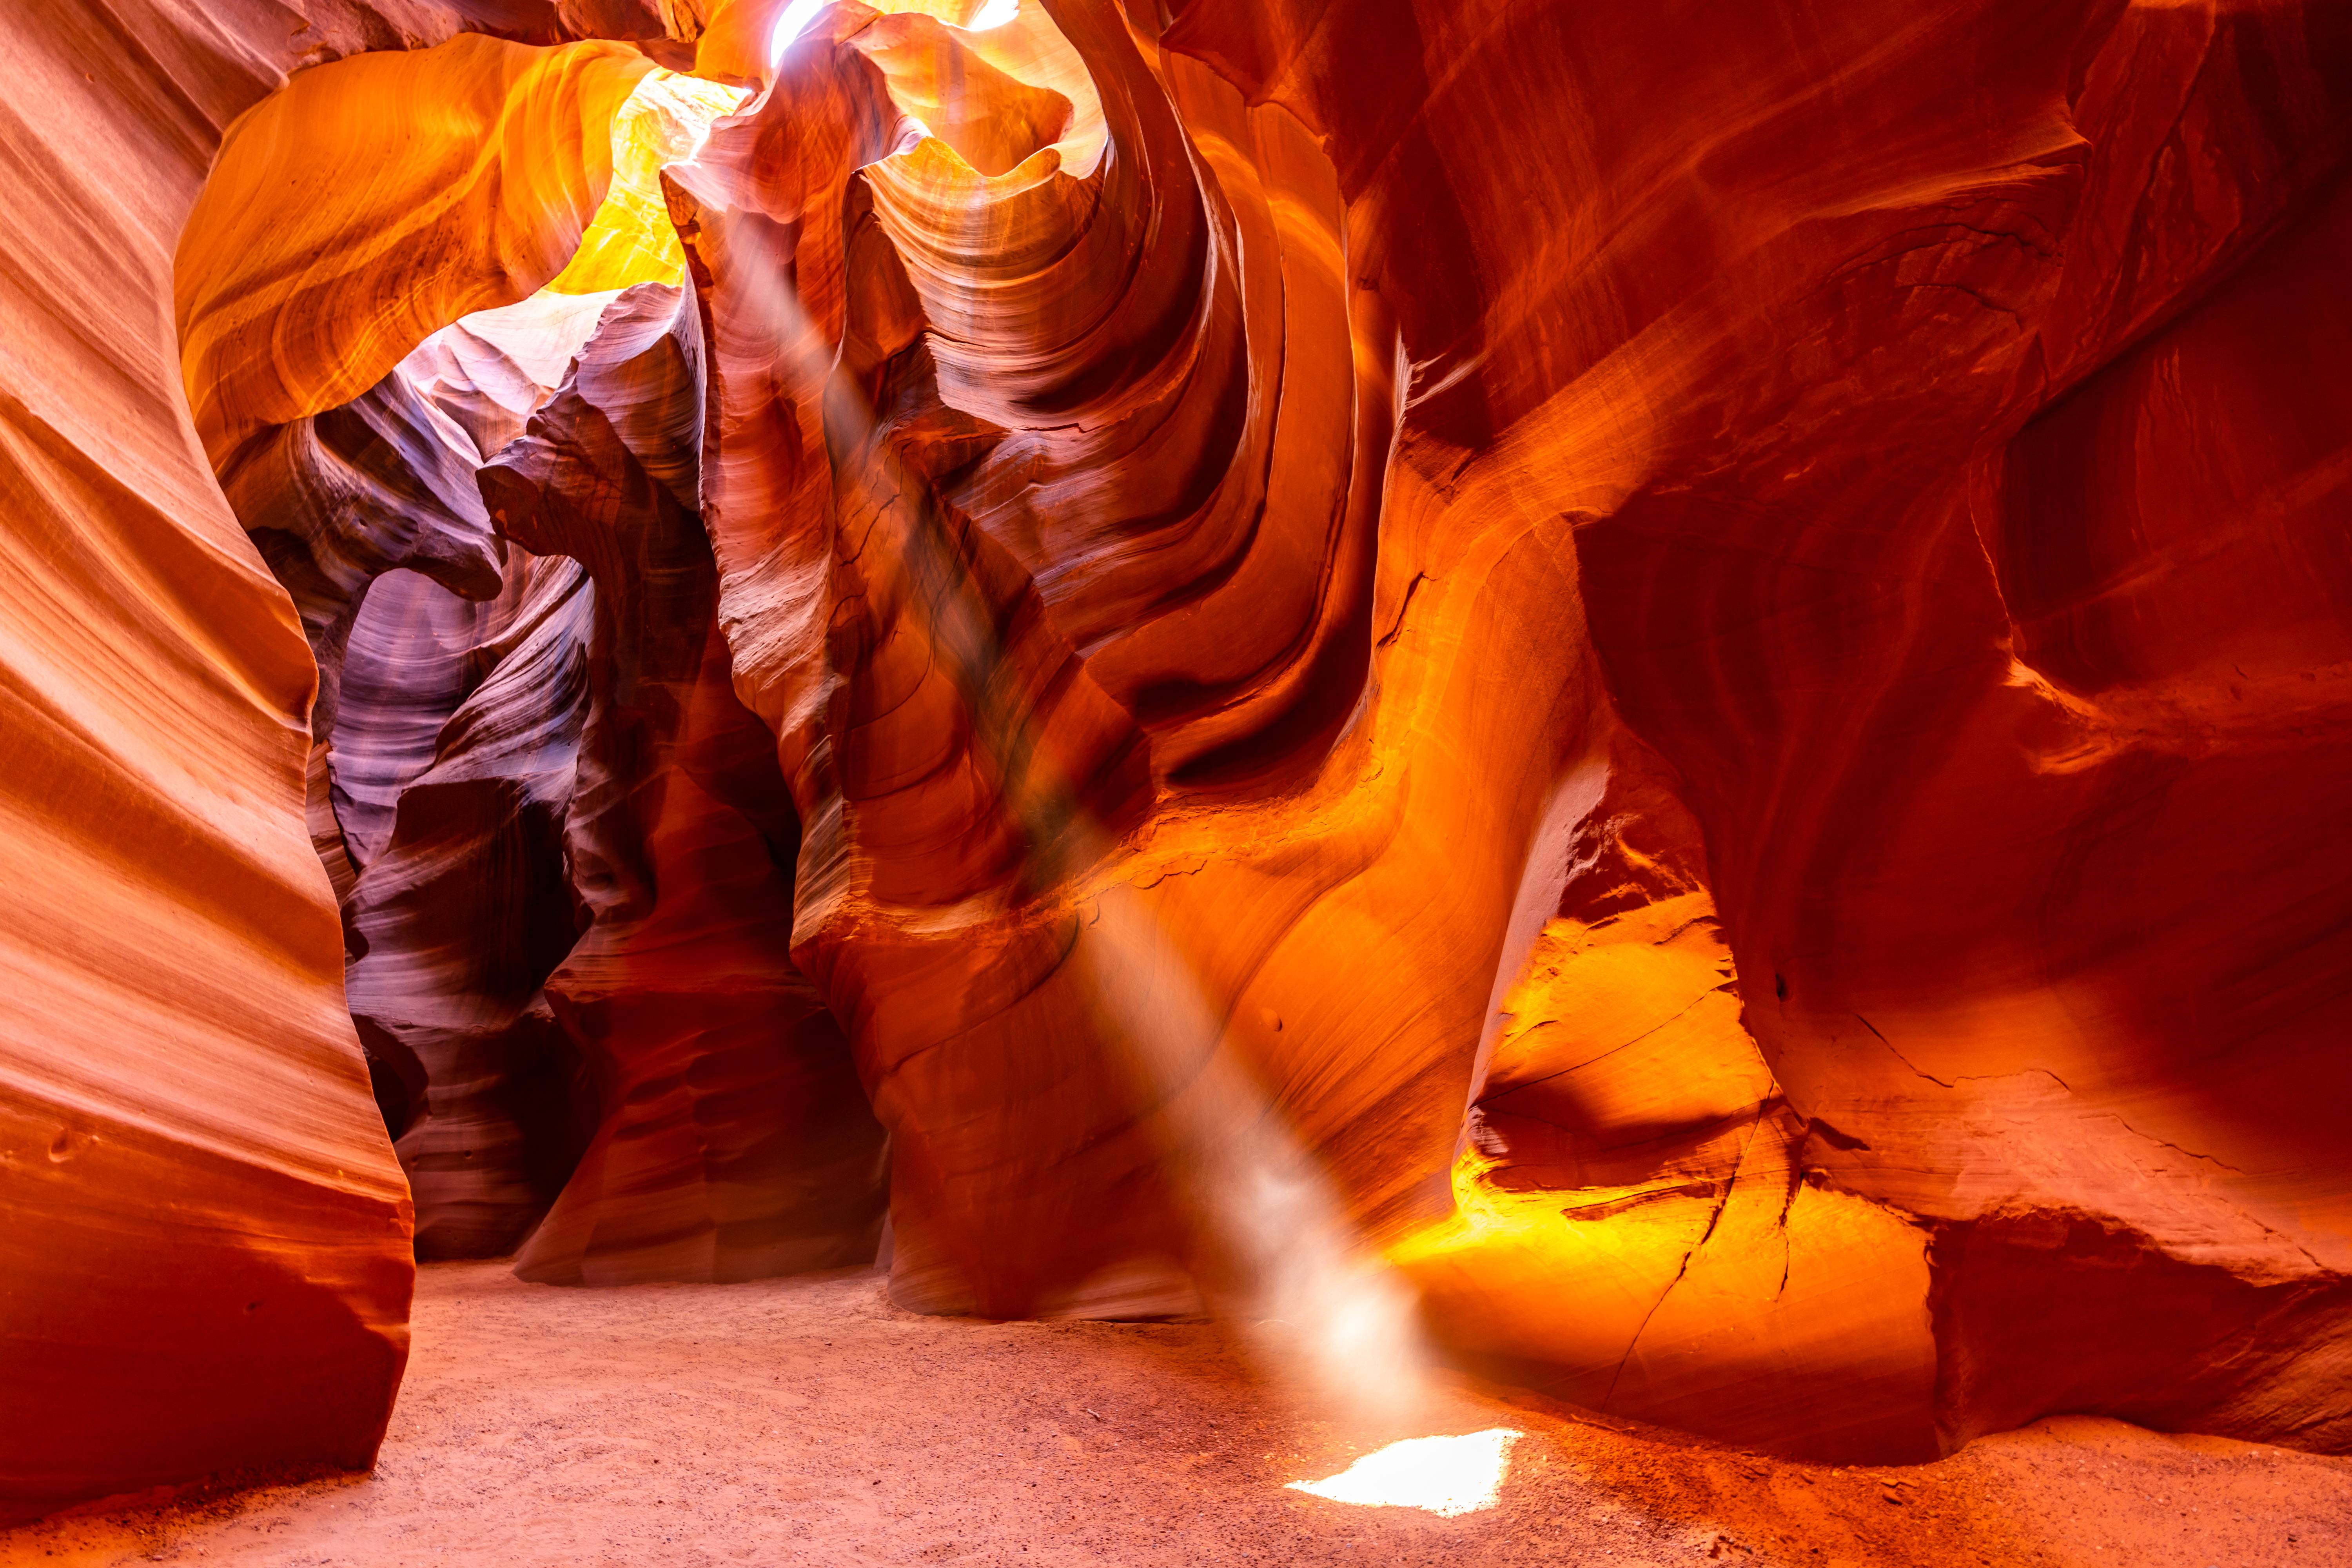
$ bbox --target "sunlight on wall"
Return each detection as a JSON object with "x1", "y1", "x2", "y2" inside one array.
[
  {"x1": 544, "y1": 70, "x2": 751, "y2": 294},
  {"x1": 769, "y1": 0, "x2": 832, "y2": 64},
  {"x1": 1286, "y1": 1430, "x2": 1524, "y2": 1517}
]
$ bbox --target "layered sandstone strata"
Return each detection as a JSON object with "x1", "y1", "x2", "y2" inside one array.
[
  {"x1": 0, "y1": 0, "x2": 675, "y2": 1525},
  {"x1": 5, "y1": 0, "x2": 2348, "y2": 1525}
]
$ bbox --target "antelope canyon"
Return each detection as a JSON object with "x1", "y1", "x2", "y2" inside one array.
[{"x1": 3, "y1": 0, "x2": 2349, "y2": 1562}]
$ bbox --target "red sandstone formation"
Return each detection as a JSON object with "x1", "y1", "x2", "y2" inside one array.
[
  {"x1": 2, "y1": 0, "x2": 2348, "y2": 1526},
  {"x1": 481, "y1": 280, "x2": 887, "y2": 1283}
]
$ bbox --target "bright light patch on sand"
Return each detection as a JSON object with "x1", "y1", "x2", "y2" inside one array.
[{"x1": 1285, "y1": 1430, "x2": 1523, "y2": 1518}]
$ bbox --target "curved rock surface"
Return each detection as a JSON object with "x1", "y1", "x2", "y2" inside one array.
[
  {"x1": 177, "y1": 32, "x2": 654, "y2": 468},
  {"x1": 1169, "y1": 0, "x2": 2352, "y2": 1455},
  {"x1": 6, "y1": 0, "x2": 2350, "y2": 1525},
  {"x1": 481, "y1": 280, "x2": 887, "y2": 1283},
  {"x1": 679, "y1": 0, "x2": 2352, "y2": 1454},
  {"x1": 0, "y1": 0, "x2": 669, "y2": 1526}
]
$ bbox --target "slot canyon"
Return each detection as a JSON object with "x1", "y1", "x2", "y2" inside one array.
[{"x1": 3, "y1": 0, "x2": 2350, "y2": 1561}]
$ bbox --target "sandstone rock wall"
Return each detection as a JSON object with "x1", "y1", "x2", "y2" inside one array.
[
  {"x1": 0, "y1": 0, "x2": 662, "y2": 1523},
  {"x1": 6, "y1": 0, "x2": 2349, "y2": 1523},
  {"x1": 1169, "y1": 0, "x2": 2352, "y2": 1454}
]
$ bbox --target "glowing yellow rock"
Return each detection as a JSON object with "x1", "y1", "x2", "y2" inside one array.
[
  {"x1": 177, "y1": 34, "x2": 653, "y2": 470},
  {"x1": 544, "y1": 71, "x2": 751, "y2": 294}
]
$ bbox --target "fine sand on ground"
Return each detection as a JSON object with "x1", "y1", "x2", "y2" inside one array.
[{"x1": 8, "y1": 1260, "x2": 2349, "y2": 1566}]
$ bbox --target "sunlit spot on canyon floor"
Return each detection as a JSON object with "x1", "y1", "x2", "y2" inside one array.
[
  {"x1": 7, "y1": 1263, "x2": 2348, "y2": 1568},
  {"x1": 1286, "y1": 1429, "x2": 1523, "y2": 1517}
]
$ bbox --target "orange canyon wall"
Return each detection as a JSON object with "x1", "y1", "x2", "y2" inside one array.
[{"x1": 3, "y1": 0, "x2": 2348, "y2": 1522}]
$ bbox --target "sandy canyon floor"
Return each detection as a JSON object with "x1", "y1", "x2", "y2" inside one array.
[{"x1": 6, "y1": 1261, "x2": 2348, "y2": 1567}]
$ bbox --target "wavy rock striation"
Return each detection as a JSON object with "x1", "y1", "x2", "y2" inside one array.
[
  {"x1": 0, "y1": 0, "x2": 678, "y2": 1526},
  {"x1": 1165, "y1": 0, "x2": 2352, "y2": 1454},
  {"x1": 481, "y1": 280, "x2": 887, "y2": 1284},
  {"x1": 6, "y1": 0, "x2": 2351, "y2": 1525}
]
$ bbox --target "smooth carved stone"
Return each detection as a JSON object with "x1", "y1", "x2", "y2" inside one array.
[
  {"x1": 481, "y1": 283, "x2": 887, "y2": 1283},
  {"x1": 662, "y1": 0, "x2": 1461, "y2": 1327},
  {"x1": 0, "y1": 0, "x2": 649, "y2": 1527},
  {"x1": 544, "y1": 71, "x2": 754, "y2": 294},
  {"x1": 1397, "y1": 733, "x2": 1937, "y2": 1461},
  {"x1": 220, "y1": 364, "x2": 507, "y2": 741},
  {"x1": 398, "y1": 289, "x2": 622, "y2": 465},
  {"x1": 667, "y1": 0, "x2": 2352, "y2": 1457},
  {"x1": 11, "y1": 0, "x2": 2352, "y2": 1526},
  {"x1": 1167, "y1": 0, "x2": 2352, "y2": 1454},
  {"x1": 343, "y1": 550, "x2": 599, "y2": 1260},
  {"x1": 176, "y1": 33, "x2": 653, "y2": 471},
  {"x1": 203, "y1": 63, "x2": 752, "y2": 1270},
  {"x1": 221, "y1": 291, "x2": 621, "y2": 1268}
]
